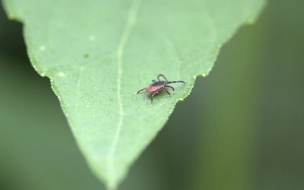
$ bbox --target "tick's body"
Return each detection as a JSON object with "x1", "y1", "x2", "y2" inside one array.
[
  {"x1": 145, "y1": 81, "x2": 166, "y2": 92},
  {"x1": 137, "y1": 74, "x2": 185, "y2": 103}
]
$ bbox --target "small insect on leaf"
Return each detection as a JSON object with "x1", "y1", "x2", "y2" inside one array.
[{"x1": 137, "y1": 74, "x2": 185, "y2": 103}]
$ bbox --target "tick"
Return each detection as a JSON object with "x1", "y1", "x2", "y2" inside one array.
[{"x1": 136, "y1": 74, "x2": 185, "y2": 103}]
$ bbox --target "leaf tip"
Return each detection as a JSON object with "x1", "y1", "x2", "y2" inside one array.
[{"x1": 107, "y1": 184, "x2": 118, "y2": 190}]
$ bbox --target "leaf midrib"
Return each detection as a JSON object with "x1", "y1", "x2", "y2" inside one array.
[{"x1": 106, "y1": 0, "x2": 142, "y2": 188}]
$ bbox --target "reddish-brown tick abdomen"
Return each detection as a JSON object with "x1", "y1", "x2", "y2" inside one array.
[{"x1": 145, "y1": 81, "x2": 166, "y2": 92}]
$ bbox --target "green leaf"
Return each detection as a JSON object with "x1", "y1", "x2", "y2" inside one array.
[{"x1": 3, "y1": 0, "x2": 265, "y2": 189}]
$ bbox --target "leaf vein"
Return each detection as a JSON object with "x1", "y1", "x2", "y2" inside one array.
[{"x1": 106, "y1": 0, "x2": 141, "y2": 188}]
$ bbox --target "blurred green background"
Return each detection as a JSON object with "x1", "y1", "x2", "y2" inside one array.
[{"x1": 1, "y1": 0, "x2": 303, "y2": 189}]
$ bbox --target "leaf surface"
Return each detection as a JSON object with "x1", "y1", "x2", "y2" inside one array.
[{"x1": 3, "y1": 0, "x2": 265, "y2": 189}]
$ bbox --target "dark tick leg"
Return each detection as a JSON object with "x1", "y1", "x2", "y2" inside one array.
[
  {"x1": 164, "y1": 88, "x2": 171, "y2": 95},
  {"x1": 167, "y1": 80, "x2": 185, "y2": 84},
  {"x1": 136, "y1": 88, "x2": 146, "y2": 94},
  {"x1": 151, "y1": 89, "x2": 162, "y2": 103},
  {"x1": 157, "y1": 74, "x2": 168, "y2": 82},
  {"x1": 165, "y1": 85, "x2": 174, "y2": 91},
  {"x1": 152, "y1": 80, "x2": 157, "y2": 82}
]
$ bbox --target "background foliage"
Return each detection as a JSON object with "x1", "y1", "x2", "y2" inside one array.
[{"x1": 1, "y1": 0, "x2": 304, "y2": 190}]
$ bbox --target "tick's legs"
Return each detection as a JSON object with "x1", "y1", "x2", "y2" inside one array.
[
  {"x1": 151, "y1": 89, "x2": 162, "y2": 103},
  {"x1": 164, "y1": 88, "x2": 171, "y2": 95},
  {"x1": 167, "y1": 80, "x2": 185, "y2": 84},
  {"x1": 157, "y1": 74, "x2": 168, "y2": 82},
  {"x1": 165, "y1": 85, "x2": 174, "y2": 91},
  {"x1": 152, "y1": 80, "x2": 157, "y2": 82},
  {"x1": 136, "y1": 88, "x2": 146, "y2": 94}
]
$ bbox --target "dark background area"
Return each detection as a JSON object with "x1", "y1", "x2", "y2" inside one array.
[{"x1": 1, "y1": 0, "x2": 303, "y2": 190}]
